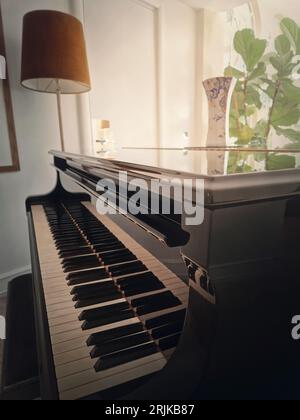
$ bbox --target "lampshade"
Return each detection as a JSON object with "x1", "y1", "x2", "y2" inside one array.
[
  {"x1": 21, "y1": 10, "x2": 91, "y2": 94},
  {"x1": 0, "y1": 55, "x2": 6, "y2": 80},
  {"x1": 99, "y1": 120, "x2": 111, "y2": 130}
]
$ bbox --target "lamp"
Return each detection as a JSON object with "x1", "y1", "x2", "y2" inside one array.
[
  {"x1": 93, "y1": 119, "x2": 111, "y2": 155},
  {"x1": 0, "y1": 55, "x2": 6, "y2": 79},
  {"x1": 21, "y1": 10, "x2": 91, "y2": 151}
]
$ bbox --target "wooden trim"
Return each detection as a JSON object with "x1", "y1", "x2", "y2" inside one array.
[{"x1": 0, "y1": 4, "x2": 20, "y2": 173}]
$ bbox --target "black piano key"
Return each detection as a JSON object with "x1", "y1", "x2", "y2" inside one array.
[
  {"x1": 94, "y1": 342, "x2": 158, "y2": 372},
  {"x1": 73, "y1": 285, "x2": 120, "y2": 300},
  {"x1": 93, "y1": 243, "x2": 125, "y2": 253},
  {"x1": 53, "y1": 229, "x2": 82, "y2": 235},
  {"x1": 62, "y1": 254, "x2": 101, "y2": 266},
  {"x1": 158, "y1": 334, "x2": 181, "y2": 351},
  {"x1": 56, "y1": 239, "x2": 87, "y2": 248},
  {"x1": 131, "y1": 291, "x2": 180, "y2": 308},
  {"x1": 67, "y1": 268, "x2": 109, "y2": 286},
  {"x1": 59, "y1": 247, "x2": 93, "y2": 259},
  {"x1": 63, "y1": 260, "x2": 102, "y2": 273},
  {"x1": 109, "y1": 261, "x2": 147, "y2": 277},
  {"x1": 57, "y1": 243, "x2": 90, "y2": 253},
  {"x1": 63, "y1": 261, "x2": 102, "y2": 273},
  {"x1": 123, "y1": 282, "x2": 165, "y2": 298},
  {"x1": 133, "y1": 292, "x2": 182, "y2": 316},
  {"x1": 71, "y1": 280, "x2": 116, "y2": 296},
  {"x1": 84, "y1": 228, "x2": 111, "y2": 235},
  {"x1": 55, "y1": 236, "x2": 83, "y2": 242},
  {"x1": 86, "y1": 323, "x2": 144, "y2": 347},
  {"x1": 82, "y1": 310, "x2": 135, "y2": 331},
  {"x1": 119, "y1": 273, "x2": 165, "y2": 296},
  {"x1": 80, "y1": 222, "x2": 109, "y2": 230},
  {"x1": 51, "y1": 229, "x2": 79, "y2": 235},
  {"x1": 73, "y1": 286, "x2": 120, "y2": 302},
  {"x1": 88, "y1": 236, "x2": 117, "y2": 244},
  {"x1": 79, "y1": 301, "x2": 130, "y2": 321},
  {"x1": 90, "y1": 331, "x2": 151, "y2": 359},
  {"x1": 87, "y1": 234, "x2": 116, "y2": 242},
  {"x1": 151, "y1": 321, "x2": 184, "y2": 340},
  {"x1": 102, "y1": 253, "x2": 137, "y2": 266},
  {"x1": 99, "y1": 249, "x2": 131, "y2": 259},
  {"x1": 75, "y1": 292, "x2": 123, "y2": 309},
  {"x1": 62, "y1": 251, "x2": 95, "y2": 261},
  {"x1": 145, "y1": 309, "x2": 186, "y2": 330},
  {"x1": 117, "y1": 272, "x2": 159, "y2": 287}
]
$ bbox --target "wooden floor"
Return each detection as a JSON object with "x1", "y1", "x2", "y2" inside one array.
[{"x1": 0, "y1": 295, "x2": 6, "y2": 387}]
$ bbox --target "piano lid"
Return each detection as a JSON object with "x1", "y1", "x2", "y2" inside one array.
[{"x1": 50, "y1": 148, "x2": 300, "y2": 206}]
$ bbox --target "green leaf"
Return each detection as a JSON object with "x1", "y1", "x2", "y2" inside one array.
[
  {"x1": 285, "y1": 142, "x2": 300, "y2": 150},
  {"x1": 246, "y1": 85, "x2": 262, "y2": 108},
  {"x1": 270, "y1": 52, "x2": 294, "y2": 77},
  {"x1": 271, "y1": 99, "x2": 300, "y2": 127},
  {"x1": 280, "y1": 80, "x2": 300, "y2": 102},
  {"x1": 229, "y1": 127, "x2": 239, "y2": 138},
  {"x1": 243, "y1": 164, "x2": 255, "y2": 172},
  {"x1": 275, "y1": 34, "x2": 291, "y2": 56},
  {"x1": 248, "y1": 62, "x2": 267, "y2": 81},
  {"x1": 234, "y1": 29, "x2": 267, "y2": 72},
  {"x1": 246, "y1": 105, "x2": 257, "y2": 117},
  {"x1": 254, "y1": 120, "x2": 268, "y2": 138},
  {"x1": 267, "y1": 154, "x2": 296, "y2": 170},
  {"x1": 275, "y1": 127, "x2": 300, "y2": 142},
  {"x1": 235, "y1": 125, "x2": 255, "y2": 144},
  {"x1": 280, "y1": 18, "x2": 300, "y2": 54},
  {"x1": 224, "y1": 66, "x2": 245, "y2": 79},
  {"x1": 261, "y1": 79, "x2": 277, "y2": 98}
]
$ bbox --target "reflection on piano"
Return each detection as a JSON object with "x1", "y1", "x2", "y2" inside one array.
[{"x1": 20, "y1": 150, "x2": 300, "y2": 399}]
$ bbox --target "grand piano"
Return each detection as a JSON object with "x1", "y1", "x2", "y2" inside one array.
[{"x1": 14, "y1": 148, "x2": 300, "y2": 399}]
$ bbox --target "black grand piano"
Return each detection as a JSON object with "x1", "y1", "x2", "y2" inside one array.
[{"x1": 2, "y1": 148, "x2": 300, "y2": 400}]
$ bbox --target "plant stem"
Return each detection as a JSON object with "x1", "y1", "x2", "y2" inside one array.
[
  {"x1": 243, "y1": 75, "x2": 249, "y2": 125},
  {"x1": 265, "y1": 80, "x2": 281, "y2": 142},
  {"x1": 265, "y1": 80, "x2": 281, "y2": 169},
  {"x1": 231, "y1": 75, "x2": 249, "y2": 173}
]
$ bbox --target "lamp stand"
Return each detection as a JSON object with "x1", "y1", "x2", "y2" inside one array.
[{"x1": 56, "y1": 80, "x2": 65, "y2": 152}]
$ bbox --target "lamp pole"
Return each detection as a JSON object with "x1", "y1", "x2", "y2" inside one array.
[{"x1": 56, "y1": 79, "x2": 65, "y2": 152}]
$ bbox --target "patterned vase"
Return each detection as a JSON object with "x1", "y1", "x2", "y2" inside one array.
[{"x1": 203, "y1": 77, "x2": 235, "y2": 175}]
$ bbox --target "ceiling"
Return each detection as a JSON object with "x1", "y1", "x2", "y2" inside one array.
[{"x1": 181, "y1": 0, "x2": 250, "y2": 10}]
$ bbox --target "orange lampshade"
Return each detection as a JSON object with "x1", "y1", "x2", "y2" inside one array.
[
  {"x1": 99, "y1": 120, "x2": 110, "y2": 130},
  {"x1": 21, "y1": 10, "x2": 91, "y2": 94}
]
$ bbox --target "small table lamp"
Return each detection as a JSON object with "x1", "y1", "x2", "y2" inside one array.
[
  {"x1": 21, "y1": 10, "x2": 91, "y2": 151},
  {"x1": 0, "y1": 55, "x2": 6, "y2": 79},
  {"x1": 93, "y1": 119, "x2": 111, "y2": 155}
]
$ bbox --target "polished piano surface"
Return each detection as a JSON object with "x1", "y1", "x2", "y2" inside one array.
[{"x1": 24, "y1": 149, "x2": 300, "y2": 400}]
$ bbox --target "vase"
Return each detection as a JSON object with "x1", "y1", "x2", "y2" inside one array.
[{"x1": 203, "y1": 77, "x2": 235, "y2": 175}]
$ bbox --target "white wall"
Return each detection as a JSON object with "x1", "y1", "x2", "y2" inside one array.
[
  {"x1": 258, "y1": 0, "x2": 300, "y2": 39},
  {"x1": 159, "y1": 0, "x2": 196, "y2": 149},
  {"x1": 0, "y1": 0, "x2": 83, "y2": 289},
  {"x1": 85, "y1": 0, "x2": 159, "y2": 152},
  {"x1": 84, "y1": 0, "x2": 198, "y2": 171}
]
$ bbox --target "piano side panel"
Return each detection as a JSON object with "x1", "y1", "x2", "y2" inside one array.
[{"x1": 27, "y1": 211, "x2": 59, "y2": 400}]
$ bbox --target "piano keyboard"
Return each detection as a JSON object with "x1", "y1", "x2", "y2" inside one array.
[{"x1": 31, "y1": 201, "x2": 188, "y2": 400}]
